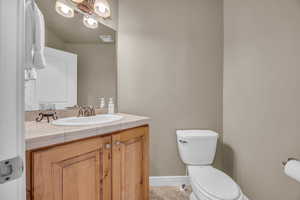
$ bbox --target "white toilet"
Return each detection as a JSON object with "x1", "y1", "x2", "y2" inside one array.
[{"x1": 177, "y1": 130, "x2": 248, "y2": 200}]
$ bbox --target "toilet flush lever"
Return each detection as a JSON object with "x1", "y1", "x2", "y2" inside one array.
[
  {"x1": 179, "y1": 140, "x2": 188, "y2": 144},
  {"x1": 282, "y1": 158, "x2": 300, "y2": 167}
]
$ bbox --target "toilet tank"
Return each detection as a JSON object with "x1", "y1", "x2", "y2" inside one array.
[{"x1": 176, "y1": 130, "x2": 219, "y2": 165}]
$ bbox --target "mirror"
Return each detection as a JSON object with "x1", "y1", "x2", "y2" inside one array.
[{"x1": 25, "y1": 0, "x2": 117, "y2": 111}]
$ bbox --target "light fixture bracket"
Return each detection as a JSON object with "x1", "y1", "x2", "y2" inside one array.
[
  {"x1": 70, "y1": 0, "x2": 111, "y2": 19},
  {"x1": 77, "y1": 0, "x2": 95, "y2": 14}
]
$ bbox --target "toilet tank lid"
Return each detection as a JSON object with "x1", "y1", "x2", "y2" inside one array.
[{"x1": 176, "y1": 130, "x2": 219, "y2": 138}]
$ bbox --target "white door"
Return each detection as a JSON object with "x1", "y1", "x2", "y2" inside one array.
[{"x1": 0, "y1": 0, "x2": 26, "y2": 200}]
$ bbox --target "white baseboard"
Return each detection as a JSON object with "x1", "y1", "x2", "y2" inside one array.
[{"x1": 150, "y1": 176, "x2": 190, "y2": 187}]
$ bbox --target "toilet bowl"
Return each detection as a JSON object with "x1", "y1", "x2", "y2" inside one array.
[{"x1": 176, "y1": 130, "x2": 248, "y2": 200}]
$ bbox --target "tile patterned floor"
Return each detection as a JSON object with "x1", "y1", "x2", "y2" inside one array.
[{"x1": 150, "y1": 186, "x2": 192, "y2": 200}]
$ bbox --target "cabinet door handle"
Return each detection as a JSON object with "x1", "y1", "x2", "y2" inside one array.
[
  {"x1": 179, "y1": 140, "x2": 188, "y2": 144},
  {"x1": 105, "y1": 144, "x2": 112, "y2": 149}
]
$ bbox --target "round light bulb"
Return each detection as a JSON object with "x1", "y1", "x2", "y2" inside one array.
[
  {"x1": 94, "y1": 0, "x2": 111, "y2": 18},
  {"x1": 61, "y1": 5, "x2": 70, "y2": 14},
  {"x1": 96, "y1": 3, "x2": 106, "y2": 13},
  {"x1": 83, "y1": 16, "x2": 98, "y2": 29},
  {"x1": 87, "y1": 18, "x2": 95, "y2": 24},
  {"x1": 55, "y1": 1, "x2": 74, "y2": 18}
]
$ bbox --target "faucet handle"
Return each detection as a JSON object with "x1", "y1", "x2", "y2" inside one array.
[
  {"x1": 90, "y1": 105, "x2": 96, "y2": 116},
  {"x1": 77, "y1": 106, "x2": 84, "y2": 117},
  {"x1": 76, "y1": 105, "x2": 96, "y2": 117}
]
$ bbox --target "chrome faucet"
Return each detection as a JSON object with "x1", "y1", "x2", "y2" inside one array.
[{"x1": 77, "y1": 105, "x2": 96, "y2": 117}]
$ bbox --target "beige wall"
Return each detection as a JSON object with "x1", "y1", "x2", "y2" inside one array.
[
  {"x1": 65, "y1": 44, "x2": 117, "y2": 107},
  {"x1": 45, "y1": 27, "x2": 66, "y2": 50},
  {"x1": 223, "y1": 0, "x2": 300, "y2": 199},
  {"x1": 118, "y1": 0, "x2": 223, "y2": 176}
]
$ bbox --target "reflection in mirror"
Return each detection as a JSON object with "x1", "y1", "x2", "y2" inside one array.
[{"x1": 25, "y1": 0, "x2": 117, "y2": 114}]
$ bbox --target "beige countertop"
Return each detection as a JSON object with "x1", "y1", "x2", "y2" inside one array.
[{"x1": 26, "y1": 113, "x2": 150, "y2": 150}]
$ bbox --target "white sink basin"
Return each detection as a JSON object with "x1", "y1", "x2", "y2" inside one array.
[{"x1": 52, "y1": 114, "x2": 123, "y2": 126}]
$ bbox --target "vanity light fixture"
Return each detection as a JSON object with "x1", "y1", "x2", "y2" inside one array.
[
  {"x1": 70, "y1": 0, "x2": 85, "y2": 3},
  {"x1": 55, "y1": 1, "x2": 74, "y2": 18},
  {"x1": 94, "y1": 0, "x2": 111, "y2": 18},
  {"x1": 55, "y1": 0, "x2": 111, "y2": 29},
  {"x1": 83, "y1": 15, "x2": 98, "y2": 29}
]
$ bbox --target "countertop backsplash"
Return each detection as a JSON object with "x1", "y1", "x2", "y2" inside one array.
[{"x1": 25, "y1": 108, "x2": 107, "y2": 122}]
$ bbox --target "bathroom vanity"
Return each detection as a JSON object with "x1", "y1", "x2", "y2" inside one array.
[
  {"x1": 23, "y1": 0, "x2": 148, "y2": 199},
  {"x1": 25, "y1": 113, "x2": 150, "y2": 200}
]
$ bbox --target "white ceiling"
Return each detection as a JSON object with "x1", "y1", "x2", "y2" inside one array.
[{"x1": 36, "y1": 0, "x2": 115, "y2": 43}]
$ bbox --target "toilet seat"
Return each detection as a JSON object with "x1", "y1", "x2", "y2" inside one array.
[{"x1": 188, "y1": 166, "x2": 242, "y2": 200}]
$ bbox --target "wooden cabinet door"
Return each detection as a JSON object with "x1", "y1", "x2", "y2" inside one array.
[
  {"x1": 31, "y1": 136, "x2": 112, "y2": 200},
  {"x1": 112, "y1": 126, "x2": 149, "y2": 200}
]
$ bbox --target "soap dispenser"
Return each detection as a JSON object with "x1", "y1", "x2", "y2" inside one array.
[{"x1": 108, "y1": 98, "x2": 114, "y2": 114}]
